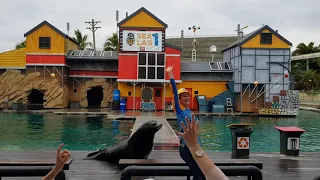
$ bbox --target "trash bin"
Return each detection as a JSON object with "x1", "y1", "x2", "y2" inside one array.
[
  {"x1": 120, "y1": 97, "x2": 127, "y2": 111},
  {"x1": 274, "y1": 126, "x2": 306, "y2": 156},
  {"x1": 227, "y1": 123, "x2": 254, "y2": 158}
]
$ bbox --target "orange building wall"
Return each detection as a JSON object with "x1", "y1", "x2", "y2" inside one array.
[
  {"x1": 26, "y1": 24, "x2": 66, "y2": 54},
  {"x1": 242, "y1": 29, "x2": 290, "y2": 49},
  {"x1": 65, "y1": 38, "x2": 80, "y2": 53},
  {"x1": 0, "y1": 48, "x2": 26, "y2": 68},
  {"x1": 120, "y1": 11, "x2": 165, "y2": 28}
]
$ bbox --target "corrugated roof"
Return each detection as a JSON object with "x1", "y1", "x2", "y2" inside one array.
[{"x1": 165, "y1": 36, "x2": 238, "y2": 61}]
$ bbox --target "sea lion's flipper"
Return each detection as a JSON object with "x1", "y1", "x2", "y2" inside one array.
[{"x1": 83, "y1": 149, "x2": 102, "y2": 160}]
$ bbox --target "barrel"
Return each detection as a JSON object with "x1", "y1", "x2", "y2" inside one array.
[
  {"x1": 113, "y1": 90, "x2": 120, "y2": 101},
  {"x1": 120, "y1": 97, "x2": 127, "y2": 111},
  {"x1": 112, "y1": 100, "x2": 120, "y2": 110}
]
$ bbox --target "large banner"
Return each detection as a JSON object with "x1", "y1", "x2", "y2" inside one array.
[{"x1": 122, "y1": 30, "x2": 163, "y2": 51}]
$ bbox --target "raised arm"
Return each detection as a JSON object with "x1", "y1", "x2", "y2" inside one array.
[
  {"x1": 175, "y1": 118, "x2": 229, "y2": 180},
  {"x1": 42, "y1": 144, "x2": 71, "y2": 180},
  {"x1": 166, "y1": 66, "x2": 182, "y2": 114}
]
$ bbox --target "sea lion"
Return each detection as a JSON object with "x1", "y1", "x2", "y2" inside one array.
[{"x1": 84, "y1": 120, "x2": 162, "y2": 164}]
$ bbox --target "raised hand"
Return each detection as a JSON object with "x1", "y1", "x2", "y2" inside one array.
[
  {"x1": 175, "y1": 116, "x2": 199, "y2": 148},
  {"x1": 166, "y1": 65, "x2": 173, "y2": 73},
  {"x1": 55, "y1": 143, "x2": 71, "y2": 171}
]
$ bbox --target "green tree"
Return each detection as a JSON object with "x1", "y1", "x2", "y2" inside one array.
[
  {"x1": 291, "y1": 42, "x2": 320, "y2": 90},
  {"x1": 72, "y1": 29, "x2": 92, "y2": 50},
  {"x1": 15, "y1": 40, "x2": 26, "y2": 49},
  {"x1": 103, "y1": 33, "x2": 119, "y2": 51}
]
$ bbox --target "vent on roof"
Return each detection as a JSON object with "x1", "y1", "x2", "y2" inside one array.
[
  {"x1": 209, "y1": 62, "x2": 231, "y2": 71},
  {"x1": 209, "y1": 62, "x2": 219, "y2": 70},
  {"x1": 72, "y1": 50, "x2": 82, "y2": 56},
  {"x1": 92, "y1": 50, "x2": 102, "y2": 56},
  {"x1": 81, "y1": 50, "x2": 92, "y2": 56},
  {"x1": 103, "y1": 51, "x2": 113, "y2": 57},
  {"x1": 219, "y1": 62, "x2": 231, "y2": 70}
]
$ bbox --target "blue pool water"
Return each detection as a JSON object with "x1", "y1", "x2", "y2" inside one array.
[{"x1": 0, "y1": 111, "x2": 319, "y2": 152}]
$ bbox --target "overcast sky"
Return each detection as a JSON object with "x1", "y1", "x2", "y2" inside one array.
[{"x1": 0, "y1": 0, "x2": 319, "y2": 53}]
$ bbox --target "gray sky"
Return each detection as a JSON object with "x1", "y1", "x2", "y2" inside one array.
[{"x1": 0, "y1": 0, "x2": 319, "y2": 53}]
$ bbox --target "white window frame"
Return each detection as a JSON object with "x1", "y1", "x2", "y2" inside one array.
[{"x1": 137, "y1": 52, "x2": 166, "y2": 80}]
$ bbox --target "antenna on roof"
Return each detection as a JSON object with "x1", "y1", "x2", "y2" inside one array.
[
  {"x1": 236, "y1": 24, "x2": 248, "y2": 39},
  {"x1": 188, "y1": 25, "x2": 200, "y2": 62}
]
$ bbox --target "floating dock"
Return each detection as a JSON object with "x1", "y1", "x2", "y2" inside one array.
[{"x1": 131, "y1": 116, "x2": 180, "y2": 150}]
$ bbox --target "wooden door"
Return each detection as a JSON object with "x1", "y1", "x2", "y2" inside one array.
[{"x1": 153, "y1": 88, "x2": 163, "y2": 111}]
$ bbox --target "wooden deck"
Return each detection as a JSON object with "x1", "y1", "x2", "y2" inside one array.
[
  {"x1": 0, "y1": 150, "x2": 320, "y2": 179},
  {"x1": 131, "y1": 116, "x2": 180, "y2": 150}
]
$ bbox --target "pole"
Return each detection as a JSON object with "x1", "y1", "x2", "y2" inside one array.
[
  {"x1": 85, "y1": 19, "x2": 101, "y2": 51},
  {"x1": 181, "y1": 30, "x2": 184, "y2": 60},
  {"x1": 116, "y1": 10, "x2": 119, "y2": 35},
  {"x1": 67, "y1": 22, "x2": 70, "y2": 52}
]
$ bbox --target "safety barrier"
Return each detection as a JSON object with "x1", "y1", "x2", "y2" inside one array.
[
  {"x1": 0, "y1": 166, "x2": 66, "y2": 180},
  {"x1": 121, "y1": 165, "x2": 263, "y2": 180}
]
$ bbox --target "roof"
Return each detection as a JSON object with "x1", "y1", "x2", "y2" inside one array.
[
  {"x1": 117, "y1": 7, "x2": 168, "y2": 28},
  {"x1": 180, "y1": 61, "x2": 233, "y2": 72},
  {"x1": 165, "y1": 43, "x2": 181, "y2": 51},
  {"x1": 166, "y1": 36, "x2": 238, "y2": 61},
  {"x1": 66, "y1": 50, "x2": 118, "y2": 61},
  {"x1": 222, "y1": 25, "x2": 292, "y2": 52},
  {"x1": 24, "y1": 21, "x2": 79, "y2": 46}
]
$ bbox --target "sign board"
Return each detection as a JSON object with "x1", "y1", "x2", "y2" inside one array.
[
  {"x1": 237, "y1": 137, "x2": 250, "y2": 149},
  {"x1": 287, "y1": 137, "x2": 299, "y2": 150},
  {"x1": 122, "y1": 30, "x2": 163, "y2": 51}
]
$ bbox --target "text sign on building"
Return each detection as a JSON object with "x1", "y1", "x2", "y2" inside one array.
[{"x1": 122, "y1": 30, "x2": 163, "y2": 51}]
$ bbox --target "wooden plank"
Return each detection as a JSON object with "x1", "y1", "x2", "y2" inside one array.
[
  {"x1": 131, "y1": 116, "x2": 180, "y2": 148},
  {"x1": 0, "y1": 159, "x2": 73, "y2": 170},
  {"x1": 119, "y1": 158, "x2": 263, "y2": 169},
  {"x1": 0, "y1": 151, "x2": 320, "y2": 179}
]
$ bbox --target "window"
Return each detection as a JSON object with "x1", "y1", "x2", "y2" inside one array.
[
  {"x1": 260, "y1": 33, "x2": 272, "y2": 44},
  {"x1": 128, "y1": 92, "x2": 131, "y2": 96},
  {"x1": 194, "y1": 91, "x2": 198, "y2": 95},
  {"x1": 138, "y1": 52, "x2": 165, "y2": 80},
  {"x1": 39, "y1": 37, "x2": 51, "y2": 49}
]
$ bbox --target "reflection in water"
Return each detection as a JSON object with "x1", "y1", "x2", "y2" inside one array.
[
  {"x1": 0, "y1": 111, "x2": 319, "y2": 152},
  {"x1": 27, "y1": 114, "x2": 44, "y2": 131},
  {"x1": 86, "y1": 116, "x2": 103, "y2": 130}
]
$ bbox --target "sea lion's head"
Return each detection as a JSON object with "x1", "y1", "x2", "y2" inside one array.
[{"x1": 137, "y1": 120, "x2": 162, "y2": 134}]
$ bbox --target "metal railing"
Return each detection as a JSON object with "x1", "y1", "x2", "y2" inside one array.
[
  {"x1": 0, "y1": 166, "x2": 66, "y2": 180},
  {"x1": 121, "y1": 165, "x2": 262, "y2": 180}
]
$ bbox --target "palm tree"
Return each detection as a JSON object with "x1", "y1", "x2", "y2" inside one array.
[
  {"x1": 103, "y1": 33, "x2": 119, "y2": 51},
  {"x1": 15, "y1": 40, "x2": 26, "y2": 49},
  {"x1": 72, "y1": 29, "x2": 92, "y2": 50},
  {"x1": 292, "y1": 42, "x2": 320, "y2": 56}
]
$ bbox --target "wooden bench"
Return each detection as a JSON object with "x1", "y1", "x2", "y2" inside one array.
[
  {"x1": 119, "y1": 158, "x2": 263, "y2": 170},
  {"x1": 0, "y1": 159, "x2": 73, "y2": 179}
]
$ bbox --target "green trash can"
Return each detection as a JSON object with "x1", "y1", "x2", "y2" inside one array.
[
  {"x1": 227, "y1": 124, "x2": 254, "y2": 159},
  {"x1": 274, "y1": 126, "x2": 306, "y2": 156}
]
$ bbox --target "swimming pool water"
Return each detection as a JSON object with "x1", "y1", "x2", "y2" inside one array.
[{"x1": 0, "y1": 111, "x2": 319, "y2": 152}]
